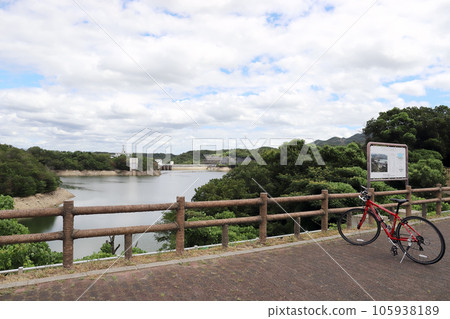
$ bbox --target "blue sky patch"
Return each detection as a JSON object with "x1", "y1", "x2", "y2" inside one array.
[
  {"x1": 140, "y1": 32, "x2": 162, "y2": 38},
  {"x1": 324, "y1": 4, "x2": 335, "y2": 12},
  {"x1": 266, "y1": 12, "x2": 283, "y2": 26},
  {"x1": 400, "y1": 88, "x2": 450, "y2": 107},
  {"x1": 241, "y1": 66, "x2": 249, "y2": 76},
  {"x1": 265, "y1": 12, "x2": 291, "y2": 27},
  {"x1": 375, "y1": 98, "x2": 390, "y2": 104},
  {"x1": 158, "y1": 8, "x2": 188, "y2": 19},
  {"x1": 121, "y1": 0, "x2": 134, "y2": 9},
  {"x1": 220, "y1": 68, "x2": 232, "y2": 74},
  {"x1": 382, "y1": 75, "x2": 421, "y2": 87},
  {"x1": 425, "y1": 88, "x2": 450, "y2": 106},
  {"x1": 0, "y1": 1, "x2": 14, "y2": 10},
  {"x1": 0, "y1": 69, "x2": 44, "y2": 89},
  {"x1": 251, "y1": 55, "x2": 275, "y2": 64},
  {"x1": 328, "y1": 93, "x2": 340, "y2": 101},
  {"x1": 271, "y1": 65, "x2": 286, "y2": 74},
  {"x1": 310, "y1": 85, "x2": 323, "y2": 91}
]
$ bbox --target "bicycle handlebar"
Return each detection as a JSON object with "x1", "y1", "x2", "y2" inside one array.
[{"x1": 359, "y1": 186, "x2": 371, "y2": 202}]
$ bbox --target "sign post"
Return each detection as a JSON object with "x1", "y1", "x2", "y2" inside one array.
[{"x1": 367, "y1": 142, "x2": 408, "y2": 188}]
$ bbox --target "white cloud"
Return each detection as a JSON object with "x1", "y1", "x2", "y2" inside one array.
[
  {"x1": 389, "y1": 80, "x2": 426, "y2": 97},
  {"x1": 0, "y1": 0, "x2": 449, "y2": 153}
]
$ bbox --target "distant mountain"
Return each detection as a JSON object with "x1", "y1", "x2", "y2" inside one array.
[{"x1": 314, "y1": 133, "x2": 366, "y2": 146}]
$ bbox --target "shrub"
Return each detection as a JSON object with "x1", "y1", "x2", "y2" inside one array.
[{"x1": 0, "y1": 197, "x2": 63, "y2": 270}]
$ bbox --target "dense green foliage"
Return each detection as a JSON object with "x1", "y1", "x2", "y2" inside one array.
[
  {"x1": 77, "y1": 241, "x2": 147, "y2": 261},
  {"x1": 27, "y1": 147, "x2": 159, "y2": 172},
  {"x1": 0, "y1": 144, "x2": 60, "y2": 197},
  {"x1": 0, "y1": 194, "x2": 14, "y2": 210},
  {"x1": 171, "y1": 148, "x2": 267, "y2": 164},
  {"x1": 158, "y1": 105, "x2": 448, "y2": 248},
  {"x1": 27, "y1": 146, "x2": 128, "y2": 171},
  {"x1": 157, "y1": 210, "x2": 259, "y2": 250},
  {"x1": 0, "y1": 196, "x2": 63, "y2": 271},
  {"x1": 364, "y1": 106, "x2": 450, "y2": 165},
  {"x1": 158, "y1": 141, "x2": 376, "y2": 247}
]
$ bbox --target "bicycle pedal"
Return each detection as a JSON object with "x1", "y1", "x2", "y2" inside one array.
[{"x1": 390, "y1": 246, "x2": 398, "y2": 256}]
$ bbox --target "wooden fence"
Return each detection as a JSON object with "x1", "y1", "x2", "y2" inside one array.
[{"x1": 1, "y1": 184, "x2": 449, "y2": 269}]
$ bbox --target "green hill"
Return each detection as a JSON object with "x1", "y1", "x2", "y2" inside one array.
[{"x1": 314, "y1": 133, "x2": 366, "y2": 146}]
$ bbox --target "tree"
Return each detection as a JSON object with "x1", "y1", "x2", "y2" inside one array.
[
  {"x1": 0, "y1": 195, "x2": 14, "y2": 210},
  {"x1": 0, "y1": 196, "x2": 63, "y2": 270},
  {"x1": 112, "y1": 154, "x2": 128, "y2": 170},
  {"x1": 0, "y1": 144, "x2": 60, "y2": 197},
  {"x1": 409, "y1": 159, "x2": 446, "y2": 188},
  {"x1": 364, "y1": 106, "x2": 450, "y2": 165}
]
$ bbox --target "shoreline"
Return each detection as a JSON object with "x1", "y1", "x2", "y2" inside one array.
[
  {"x1": 54, "y1": 167, "x2": 230, "y2": 176},
  {"x1": 53, "y1": 169, "x2": 161, "y2": 177},
  {"x1": 171, "y1": 166, "x2": 231, "y2": 172},
  {"x1": 13, "y1": 188, "x2": 75, "y2": 210}
]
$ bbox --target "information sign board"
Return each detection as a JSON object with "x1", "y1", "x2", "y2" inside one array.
[{"x1": 367, "y1": 142, "x2": 408, "y2": 186}]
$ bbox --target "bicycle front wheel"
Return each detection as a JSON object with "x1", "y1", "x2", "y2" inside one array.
[
  {"x1": 337, "y1": 208, "x2": 381, "y2": 245},
  {"x1": 395, "y1": 216, "x2": 445, "y2": 265}
]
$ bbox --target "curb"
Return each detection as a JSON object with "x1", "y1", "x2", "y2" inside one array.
[{"x1": 0, "y1": 233, "x2": 343, "y2": 290}]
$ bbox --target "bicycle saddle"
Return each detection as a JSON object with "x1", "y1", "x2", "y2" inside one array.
[{"x1": 390, "y1": 198, "x2": 408, "y2": 204}]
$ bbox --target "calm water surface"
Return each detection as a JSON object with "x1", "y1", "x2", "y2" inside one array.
[{"x1": 22, "y1": 170, "x2": 225, "y2": 259}]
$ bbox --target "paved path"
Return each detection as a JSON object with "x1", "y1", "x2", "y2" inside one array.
[{"x1": 1, "y1": 218, "x2": 449, "y2": 301}]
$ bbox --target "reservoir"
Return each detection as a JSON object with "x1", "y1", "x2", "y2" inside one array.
[{"x1": 21, "y1": 170, "x2": 226, "y2": 259}]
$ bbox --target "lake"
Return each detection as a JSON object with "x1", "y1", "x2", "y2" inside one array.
[{"x1": 21, "y1": 170, "x2": 226, "y2": 259}]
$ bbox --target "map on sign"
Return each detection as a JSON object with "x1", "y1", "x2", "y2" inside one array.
[{"x1": 369, "y1": 145, "x2": 407, "y2": 180}]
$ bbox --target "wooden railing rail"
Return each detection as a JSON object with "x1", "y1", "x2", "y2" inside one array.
[
  {"x1": 0, "y1": 185, "x2": 448, "y2": 268},
  {"x1": 73, "y1": 203, "x2": 177, "y2": 215}
]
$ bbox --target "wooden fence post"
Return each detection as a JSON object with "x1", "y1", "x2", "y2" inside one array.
[
  {"x1": 406, "y1": 185, "x2": 412, "y2": 217},
  {"x1": 259, "y1": 193, "x2": 268, "y2": 244},
  {"x1": 124, "y1": 234, "x2": 132, "y2": 260},
  {"x1": 294, "y1": 217, "x2": 301, "y2": 239},
  {"x1": 222, "y1": 224, "x2": 229, "y2": 249},
  {"x1": 176, "y1": 196, "x2": 185, "y2": 255},
  {"x1": 368, "y1": 188, "x2": 375, "y2": 201},
  {"x1": 321, "y1": 189, "x2": 329, "y2": 232},
  {"x1": 421, "y1": 203, "x2": 427, "y2": 218},
  {"x1": 62, "y1": 200, "x2": 74, "y2": 268},
  {"x1": 436, "y1": 184, "x2": 442, "y2": 216}
]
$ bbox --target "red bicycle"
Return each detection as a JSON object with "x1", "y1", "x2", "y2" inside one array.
[{"x1": 337, "y1": 186, "x2": 445, "y2": 265}]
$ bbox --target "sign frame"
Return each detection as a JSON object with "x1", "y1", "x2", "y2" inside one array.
[{"x1": 367, "y1": 142, "x2": 408, "y2": 188}]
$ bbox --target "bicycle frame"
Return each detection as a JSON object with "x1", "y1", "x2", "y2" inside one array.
[{"x1": 363, "y1": 199, "x2": 419, "y2": 243}]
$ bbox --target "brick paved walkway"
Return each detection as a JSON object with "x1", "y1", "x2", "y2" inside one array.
[{"x1": 0, "y1": 218, "x2": 449, "y2": 301}]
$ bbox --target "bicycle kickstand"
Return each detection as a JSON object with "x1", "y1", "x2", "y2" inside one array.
[
  {"x1": 400, "y1": 250, "x2": 408, "y2": 263},
  {"x1": 399, "y1": 236, "x2": 413, "y2": 263}
]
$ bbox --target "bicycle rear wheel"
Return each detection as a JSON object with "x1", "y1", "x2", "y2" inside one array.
[
  {"x1": 337, "y1": 208, "x2": 381, "y2": 245},
  {"x1": 395, "y1": 216, "x2": 445, "y2": 265}
]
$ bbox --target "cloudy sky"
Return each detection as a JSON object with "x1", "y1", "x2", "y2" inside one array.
[{"x1": 1, "y1": 0, "x2": 449, "y2": 154}]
